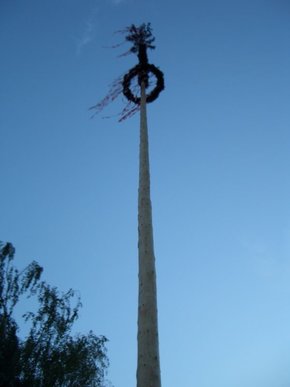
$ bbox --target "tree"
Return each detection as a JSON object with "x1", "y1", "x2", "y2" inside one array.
[{"x1": 0, "y1": 241, "x2": 109, "y2": 387}]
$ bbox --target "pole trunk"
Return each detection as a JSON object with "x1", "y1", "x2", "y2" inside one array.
[{"x1": 137, "y1": 83, "x2": 161, "y2": 387}]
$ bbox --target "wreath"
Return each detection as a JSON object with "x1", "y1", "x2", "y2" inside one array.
[{"x1": 122, "y1": 63, "x2": 165, "y2": 105}]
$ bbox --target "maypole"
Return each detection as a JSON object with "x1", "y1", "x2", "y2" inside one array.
[
  {"x1": 91, "y1": 23, "x2": 164, "y2": 387},
  {"x1": 122, "y1": 24, "x2": 164, "y2": 387},
  {"x1": 136, "y1": 82, "x2": 161, "y2": 387}
]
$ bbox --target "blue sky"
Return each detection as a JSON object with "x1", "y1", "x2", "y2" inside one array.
[{"x1": 1, "y1": 0, "x2": 290, "y2": 386}]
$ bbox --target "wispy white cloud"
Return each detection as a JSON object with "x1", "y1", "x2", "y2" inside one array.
[
  {"x1": 76, "y1": 8, "x2": 98, "y2": 55},
  {"x1": 75, "y1": 0, "x2": 128, "y2": 55}
]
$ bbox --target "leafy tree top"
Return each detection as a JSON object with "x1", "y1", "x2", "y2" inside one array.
[{"x1": 0, "y1": 241, "x2": 109, "y2": 387}]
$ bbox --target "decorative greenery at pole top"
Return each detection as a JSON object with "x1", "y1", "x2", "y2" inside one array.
[
  {"x1": 124, "y1": 23, "x2": 156, "y2": 54},
  {"x1": 90, "y1": 23, "x2": 164, "y2": 121},
  {"x1": 122, "y1": 23, "x2": 164, "y2": 105}
]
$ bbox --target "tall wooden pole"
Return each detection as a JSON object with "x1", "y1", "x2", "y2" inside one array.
[
  {"x1": 137, "y1": 82, "x2": 161, "y2": 387},
  {"x1": 92, "y1": 22, "x2": 164, "y2": 387}
]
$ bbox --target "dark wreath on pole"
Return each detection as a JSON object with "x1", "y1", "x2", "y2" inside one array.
[
  {"x1": 122, "y1": 23, "x2": 165, "y2": 105},
  {"x1": 90, "y1": 23, "x2": 165, "y2": 121}
]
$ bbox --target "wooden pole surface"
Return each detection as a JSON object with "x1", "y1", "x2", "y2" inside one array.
[{"x1": 137, "y1": 83, "x2": 161, "y2": 387}]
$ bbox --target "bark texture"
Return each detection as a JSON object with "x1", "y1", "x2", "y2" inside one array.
[{"x1": 137, "y1": 83, "x2": 161, "y2": 387}]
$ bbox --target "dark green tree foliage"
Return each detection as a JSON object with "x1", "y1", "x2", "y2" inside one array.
[{"x1": 0, "y1": 242, "x2": 109, "y2": 387}]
